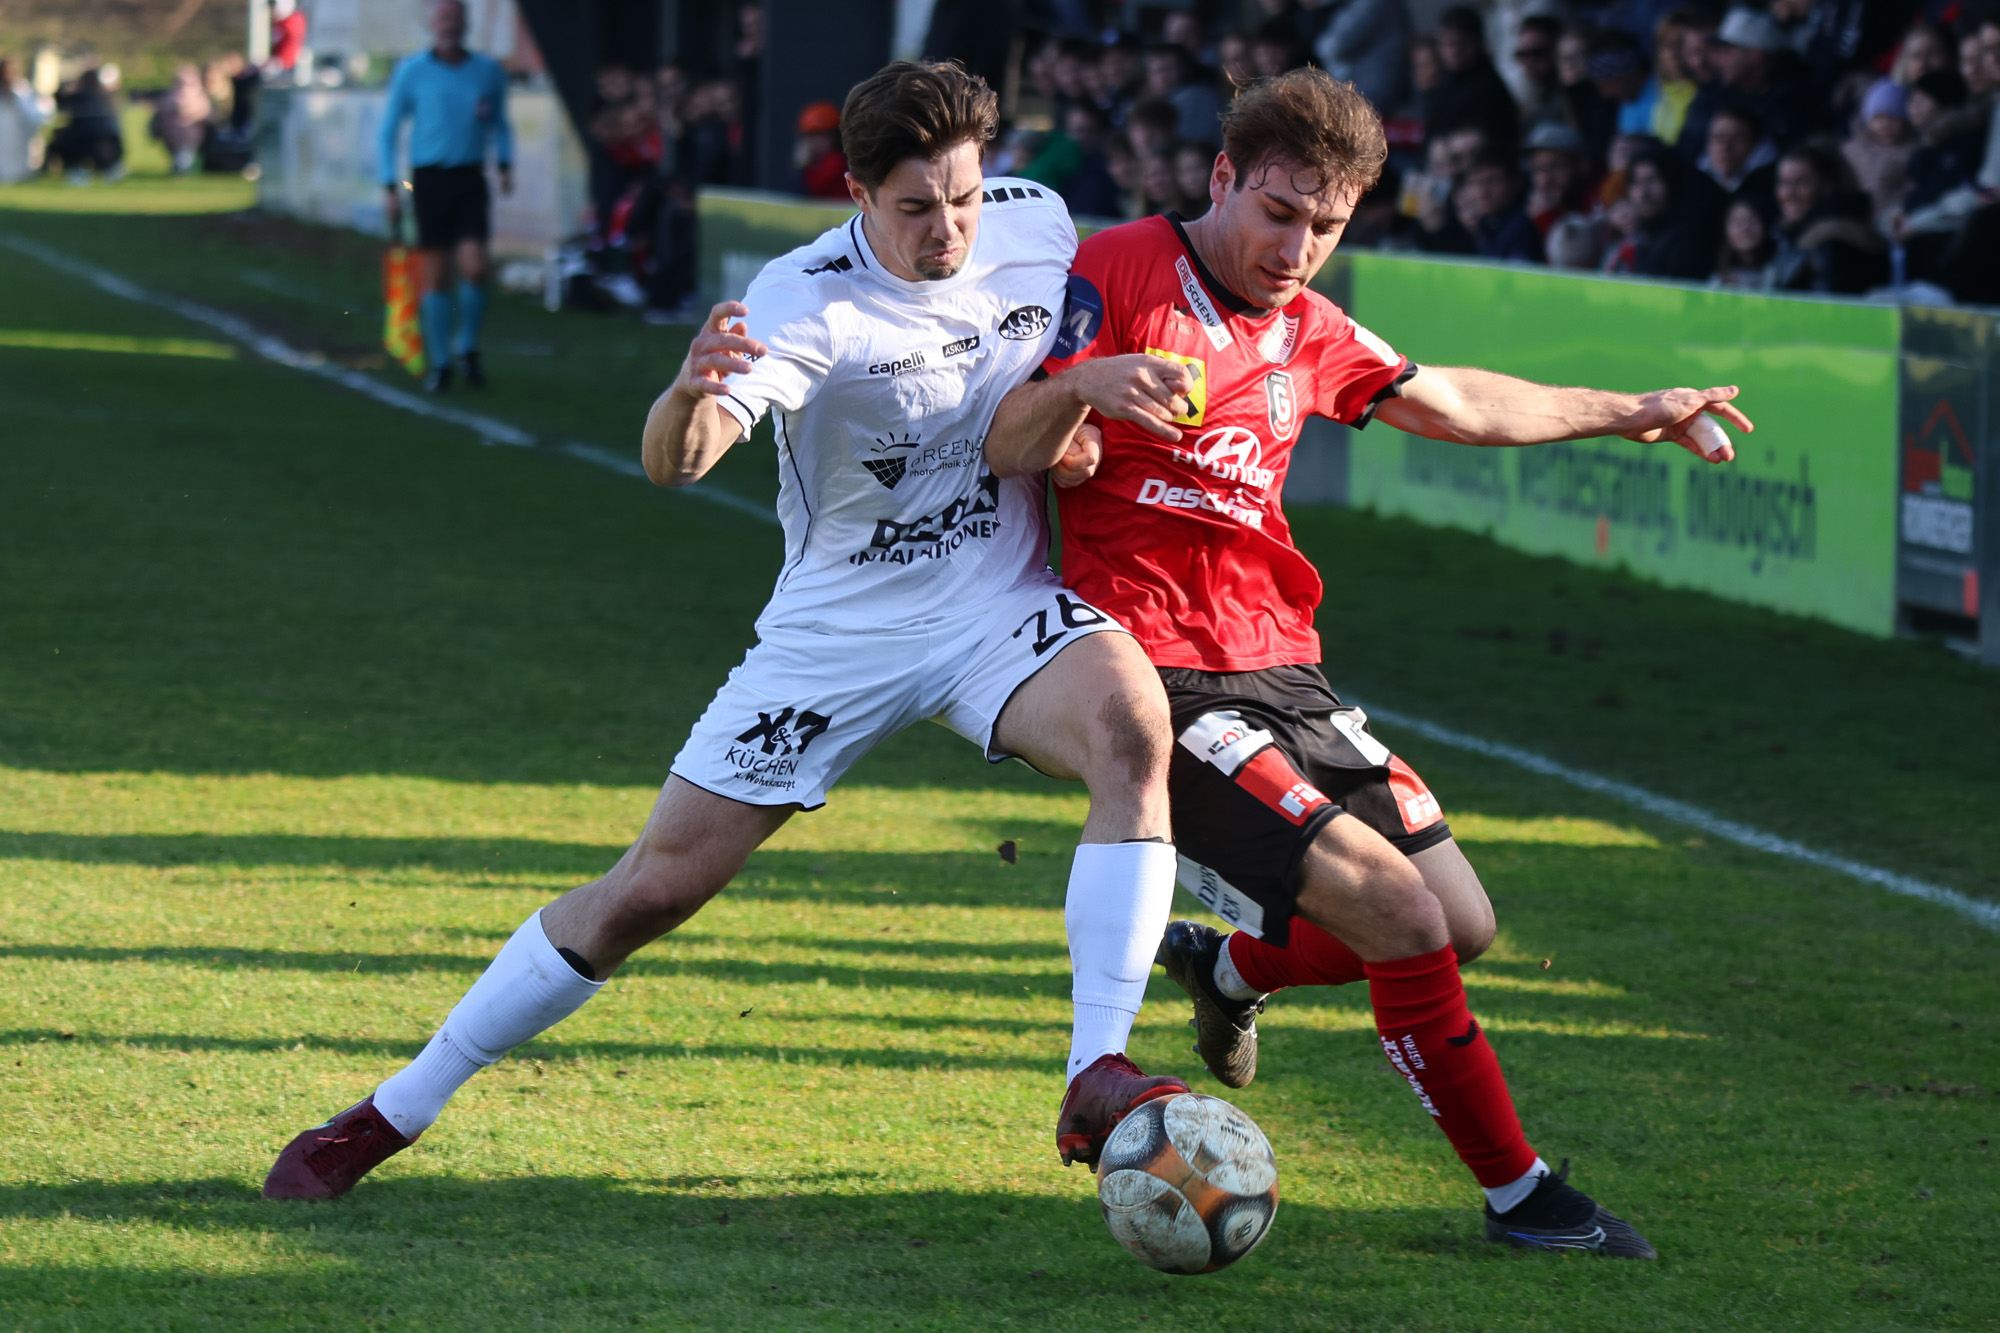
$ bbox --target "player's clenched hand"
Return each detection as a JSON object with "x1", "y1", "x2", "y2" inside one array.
[
  {"x1": 673, "y1": 301, "x2": 767, "y2": 399},
  {"x1": 1619, "y1": 385, "x2": 1754, "y2": 464},
  {"x1": 1053, "y1": 422, "x2": 1103, "y2": 488},
  {"x1": 1064, "y1": 354, "x2": 1196, "y2": 442}
]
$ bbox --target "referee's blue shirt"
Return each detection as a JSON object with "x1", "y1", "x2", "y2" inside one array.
[{"x1": 377, "y1": 49, "x2": 512, "y2": 186}]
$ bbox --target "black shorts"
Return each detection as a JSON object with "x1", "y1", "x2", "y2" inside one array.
[
  {"x1": 1163, "y1": 663, "x2": 1453, "y2": 947},
  {"x1": 411, "y1": 164, "x2": 491, "y2": 249}
]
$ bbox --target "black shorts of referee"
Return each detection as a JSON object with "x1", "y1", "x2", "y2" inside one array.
[
  {"x1": 411, "y1": 164, "x2": 491, "y2": 249},
  {"x1": 1163, "y1": 663, "x2": 1453, "y2": 948}
]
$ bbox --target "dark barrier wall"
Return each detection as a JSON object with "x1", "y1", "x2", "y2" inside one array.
[{"x1": 692, "y1": 190, "x2": 1998, "y2": 648}]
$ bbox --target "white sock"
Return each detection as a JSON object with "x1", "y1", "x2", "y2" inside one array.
[
  {"x1": 1484, "y1": 1156, "x2": 1552, "y2": 1214},
  {"x1": 1064, "y1": 840, "x2": 1178, "y2": 1079},
  {"x1": 373, "y1": 910, "x2": 604, "y2": 1138},
  {"x1": 1211, "y1": 934, "x2": 1265, "y2": 1002}
]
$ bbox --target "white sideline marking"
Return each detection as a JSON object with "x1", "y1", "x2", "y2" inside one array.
[
  {"x1": 11, "y1": 233, "x2": 1989, "y2": 930},
  {"x1": 0, "y1": 232, "x2": 765, "y2": 521},
  {"x1": 1367, "y1": 705, "x2": 2000, "y2": 930}
]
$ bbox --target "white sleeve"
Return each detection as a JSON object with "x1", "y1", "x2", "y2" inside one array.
[{"x1": 716, "y1": 272, "x2": 836, "y2": 438}]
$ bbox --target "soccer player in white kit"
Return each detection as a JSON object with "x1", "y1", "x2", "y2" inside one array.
[{"x1": 264, "y1": 61, "x2": 1191, "y2": 1201}]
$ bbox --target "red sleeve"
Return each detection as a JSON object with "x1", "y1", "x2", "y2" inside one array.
[
  {"x1": 1040, "y1": 230, "x2": 1126, "y2": 377},
  {"x1": 1313, "y1": 306, "x2": 1416, "y2": 427}
]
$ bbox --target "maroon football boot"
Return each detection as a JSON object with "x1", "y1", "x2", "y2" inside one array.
[
  {"x1": 1055, "y1": 1053, "x2": 1189, "y2": 1170},
  {"x1": 262, "y1": 1095, "x2": 416, "y2": 1200}
]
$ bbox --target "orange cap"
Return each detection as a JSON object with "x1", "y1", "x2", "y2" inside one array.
[{"x1": 796, "y1": 101, "x2": 840, "y2": 134}]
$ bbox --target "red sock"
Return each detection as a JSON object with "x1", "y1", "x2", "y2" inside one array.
[
  {"x1": 1364, "y1": 945, "x2": 1539, "y2": 1189},
  {"x1": 1226, "y1": 919, "x2": 1368, "y2": 993}
]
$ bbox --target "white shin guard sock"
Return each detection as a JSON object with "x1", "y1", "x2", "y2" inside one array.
[
  {"x1": 373, "y1": 910, "x2": 604, "y2": 1138},
  {"x1": 1485, "y1": 1156, "x2": 1553, "y2": 1214},
  {"x1": 1064, "y1": 840, "x2": 1179, "y2": 1080}
]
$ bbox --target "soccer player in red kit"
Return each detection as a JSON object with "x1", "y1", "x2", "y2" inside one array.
[{"x1": 985, "y1": 68, "x2": 1754, "y2": 1258}]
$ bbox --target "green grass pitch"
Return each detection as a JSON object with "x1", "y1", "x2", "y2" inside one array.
[{"x1": 0, "y1": 174, "x2": 1995, "y2": 1331}]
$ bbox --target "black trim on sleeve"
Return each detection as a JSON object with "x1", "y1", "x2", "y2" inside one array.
[
  {"x1": 1028, "y1": 366, "x2": 1049, "y2": 382},
  {"x1": 1350, "y1": 362, "x2": 1420, "y2": 430}
]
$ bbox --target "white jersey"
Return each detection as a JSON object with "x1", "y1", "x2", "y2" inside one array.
[{"x1": 716, "y1": 179, "x2": 1076, "y2": 634}]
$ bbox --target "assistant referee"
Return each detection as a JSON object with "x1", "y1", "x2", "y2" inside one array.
[{"x1": 379, "y1": 0, "x2": 513, "y2": 392}]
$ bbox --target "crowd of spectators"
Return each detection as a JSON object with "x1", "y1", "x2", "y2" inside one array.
[
  {"x1": 1004, "y1": 0, "x2": 2000, "y2": 304},
  {"x1": 0, "y1": 53, "x2": 262, "y2": 184},
  {"x1": 578, "y1": 3, "x2": 764, "y2": 318}
]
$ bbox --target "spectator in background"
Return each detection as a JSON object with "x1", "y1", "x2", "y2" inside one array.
[
  {"x1": 1409, "y1": 34, "x2": 1440, "y2": 110},
  {"x1": 1770, "y1": 142, "x2": 1890, "y2": 293},
  {"x1": 1900, "y1": 70, "x2": 1982, "y2": 218},
  {"x1": 1124, "y1": 96, "x2": 1180, "y2": 162},
  {"x1": 1252, "y1": 20, "x2": 1306, "y2": 80},
  {"x1": 1523, "y1": 120, "x2": 1594, "y2": 237},
  {"x1": 1712, "y1": 194, "x2": 1779, "y2": 287},
  {"x1": 1679, "y1": 8, "x2": 1819, "y2": 163},
  {"x1": 1427, "y1": 6, "x2": 1520, "y2": 148},
  {"x1": 793, "y1": 101, "x2": 847, "y2": 199},
  {"x1": 1173, "y1": 140, "x2": 1214, "y2": 216},
  {"x1": 1611, "y1": 144, "x2": 1724, "y2": 278},
  {"x1": 1102, "y1": 130, "x2": 1144, "y2": 219},
  {"x1": 1096, "y1": 33, "x2": 1142, "y2": 121},
  {"x1": 1456, "y1": 150, "x2": 1545, "y2": 259},
  {"x1": 1142, "y1": 43, "x2": 1223, "y2": 146},
  {"x1": 1139, "y1": 147, "x2": 1199, "y2": 216},
  {"x1": 1218, "y1": 31, "x2": 1256, "y2": 89},
  {"x1": 1891, "y1": 21, "x2": 1955, "y2": 87},
  {"x1": 151, "y1": 64, "x2": 212, "y2": 174},
  {"x1": 682, "y1": 78, "x2": 746, "y2": 187},
  {"x1": 1843, "y1": 80, "x2": 1914, "y2": 221},
  {"x1": 1647, "y1": 10, "x2": 1702, "y2": 146},
  {"x1": 1316, "y1": 0, "x2": 1412, "y2": 114},
  {"x1": 47, "y1": 67, "x2": 123, "y2": 183},
  {"x1": 0, "y1": 57, "x2": 48, "y2": 183},
  {"x1": 1512, "y1": 16, "x2": 1566, "y2": 127},
  {"x1": 267, "y1": 0, "x2": 307, "y2": 80},
  {"x1": 1590, "y1": 30, "x2": 1655, "y2": 138},
  {"x1": 1162, "y1": 10, "x2": 1218, "y2": 74},
  {"x1": 1699, "y1": 105, "x2": 1776, "y2": 200},
  {"x1": 1562, "y1": 28, "x2": 1619, "y2": 168}
]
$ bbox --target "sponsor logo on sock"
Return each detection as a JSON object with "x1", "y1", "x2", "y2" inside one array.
[
  {"x1": 1446, "y1": 1019, "x2": 1481, "y2": 1047},
  {"x1": 1381, "y1": 1035, "x2": 1440, "y2": 1117}
]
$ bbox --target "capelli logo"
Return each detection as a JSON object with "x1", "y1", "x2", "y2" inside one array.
[{"x1": 868, "y1": 351, "x2": 927, "y2": 376}]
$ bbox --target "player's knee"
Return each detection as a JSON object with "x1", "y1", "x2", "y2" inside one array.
[
  {"x1": 1083, "y1": 686, "x2": 1172, "y2": 794},
  {"x1": 609, "y1": 839, "x2": 734, "y2": 936}
]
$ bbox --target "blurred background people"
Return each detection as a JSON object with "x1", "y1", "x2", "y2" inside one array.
[
  {"x1": 792, "y1": 100, "x2": 847, "y2": 199},
  {"x1": 0, "y1": 56, "x2": 48, "y2": 184},
  {"x1": 47, "y1": 66, "x2": 124, "y2": 184},
  {"x1": 150, "y1": 65, "x2": 212, "y2": 175}
]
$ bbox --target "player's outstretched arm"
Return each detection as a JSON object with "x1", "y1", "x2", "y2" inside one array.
[
  {"x1": 1373, "y1": 366, "x2": 1754, "y2": 464},
  {"x1": 641, "y1": 301, "x2": 768, "y2": 487},
  {"x1": 986, "y1": 355, "x2": 1199, "y2": 479}
]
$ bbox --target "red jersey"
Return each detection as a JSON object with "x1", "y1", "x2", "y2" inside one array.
[{"x1": 1041, "y1": 215, "x2": 1414, "y2": 671}]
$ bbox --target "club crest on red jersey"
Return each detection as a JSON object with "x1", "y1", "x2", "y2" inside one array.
[{"x1": 1265, "y1": 371, "x2": 1296, "y2": 440}]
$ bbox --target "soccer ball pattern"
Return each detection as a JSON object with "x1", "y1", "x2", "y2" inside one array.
[{"x1": 1097, "y1": 1092, "x2": 1279, "y2": 1274}]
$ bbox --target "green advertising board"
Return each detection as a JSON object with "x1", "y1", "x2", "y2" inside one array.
[
  {"x1": 1336, "y1": 256, "x2": 1901, "y2": 637},
  {"x1": 691, "y1": 191, "x2": 1907, "y2": 639}
]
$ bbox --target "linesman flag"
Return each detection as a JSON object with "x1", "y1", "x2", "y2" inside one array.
[{"x1": 382, "y1": 245, "x2": 425, "y2": 377}]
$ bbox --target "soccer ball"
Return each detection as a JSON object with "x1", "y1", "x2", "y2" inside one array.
[{"x1": 1096, "y1": 1092, "x2": 1278, "y2": 1274}]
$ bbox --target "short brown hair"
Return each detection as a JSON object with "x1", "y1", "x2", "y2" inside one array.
[
  {"x1": 840, "y1": 60, "x2": 999, "y2": 190},
  {"x1": 1220, "y1": 68, "x2": 1387, "y2": 198}
]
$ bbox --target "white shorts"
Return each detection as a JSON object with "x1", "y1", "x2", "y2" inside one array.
[{"x1": 670, "y1": 571, "x2": 1126, "y2": 809}]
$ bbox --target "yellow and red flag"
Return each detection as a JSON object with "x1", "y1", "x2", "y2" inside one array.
[{"x1": 382, "y1": 246, "x2": 425, "y2": 377}]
